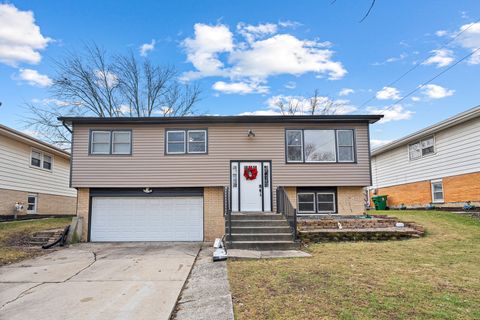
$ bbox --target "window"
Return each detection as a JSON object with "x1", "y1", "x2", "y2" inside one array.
[
  {"x1": 337, "y1": 130, "x2": 355, "y2": 162},
  {"x1": 286, "y1": 129, "x2": 355, "y2": 163},
  {"x1": 286, "y1": 130, "x2": 303, "y2": 162},
  {"x1": 90, "y1": 130, "x2": 131, "y2": 155},
  {"x1": 187, "y1": 130, "x2": 207, "y2": 153},
  {"x1": 30, "y1": 150, "x2": 53, "y2": 171},
  {"x1": 317, "y1": 193, "x2": 336, "y2": 213},
  {"x1": 27, "y1": 194, "x2": 37, "y2": 213},
  {"x1": 409, "y1": 136, "x2": 435, "y2": 160},
  {"x1": 166, "y1": 129, "x2": 207, "y2": 154},
  {"x1": 297, "y1": 193, "x2": 316, "y2": 213},
  {"x1": 431, "y1": 180, "x2": 444, "y2": 203}
]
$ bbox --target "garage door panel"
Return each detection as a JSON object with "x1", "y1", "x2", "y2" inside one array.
[{"x1": 91, "y1": 197, "x2": 203, "y2": 242}]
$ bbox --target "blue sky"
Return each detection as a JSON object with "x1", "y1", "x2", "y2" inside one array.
[{"x1": 0, "y1": 0, "x2": 479, "y2": 147}]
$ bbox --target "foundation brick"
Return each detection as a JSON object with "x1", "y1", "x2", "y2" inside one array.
[
  {"x1": 203, "y1": 187, "x2": 225, "y2": 242},
  {"x1": 337, "y1": 187, "x2": 366, "y2": 215},
  {"x1": 76, "y1": 188, "x2": 90, "y2": 241}
]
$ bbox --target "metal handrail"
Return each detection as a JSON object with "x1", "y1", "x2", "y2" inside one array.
[
  {"x1": 224, "y1": 186, "x2": 232, "y2": 245},
  {"x1": 276, "y1": 187, "x2": 298, "y2": 240}
]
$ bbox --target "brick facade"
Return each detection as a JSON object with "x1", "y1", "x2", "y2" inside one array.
[
  {"x1": 371, "y1": 171, "x2": 480, "y2": 208},
  {"x1": 76, "y1": 188, "x2": 90, "y2": 241},
  {"x1": 337, "y1": 186, "x2": 366, "y2": 215},
  {"x1": 203, "y1": 187, "x2": 225, "y2": 242},
  {"x1": 0, "y1": 188, "x2": 76, "y2": 216},
  {"x1": 284, "y1": 186, "x2": 297, "y2": 208}
]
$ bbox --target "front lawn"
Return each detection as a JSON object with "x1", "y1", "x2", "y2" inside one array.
[
  {"x1": 0, "y1": 217, "x2": 72, "y2": 266},
  {"x1": 228, "y1": 211, "x2": 480, "y2": 319}
]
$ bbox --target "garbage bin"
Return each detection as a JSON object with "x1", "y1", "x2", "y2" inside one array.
[{"x1": 372, "y1": 195, "x2": 388, "y2": 210}]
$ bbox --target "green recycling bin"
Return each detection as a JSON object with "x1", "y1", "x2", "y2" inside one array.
[{"x1": 372, "y1": 195, "x2": 388, "y2": 210}]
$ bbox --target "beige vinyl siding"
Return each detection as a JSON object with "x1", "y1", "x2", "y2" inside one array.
[
  {"x1": 72, "y1": 122, "x2": 371, "y2": 188},
  {"x1": 0, "y1": 135, "x2": 77, "y2": 197},
  {"x1": 372, "y1": 117, "x2": 480, "y2": 188}
]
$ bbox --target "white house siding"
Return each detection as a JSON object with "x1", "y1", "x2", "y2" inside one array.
[
  {"x1": 372, "y1": 117, "x2": 480, "y2": 188},
  {"x1": 0, "y1": 134, "x2": 77, "y2": 197}
]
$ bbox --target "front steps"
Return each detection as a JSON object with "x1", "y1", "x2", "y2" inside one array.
[{"x1": 226, "y1": 213, "x2": 299, "y2": 250}]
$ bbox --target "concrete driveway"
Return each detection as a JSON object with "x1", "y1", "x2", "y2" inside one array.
[{"x1": 0, "y1": 242, "x2": 201, "y2": 320}]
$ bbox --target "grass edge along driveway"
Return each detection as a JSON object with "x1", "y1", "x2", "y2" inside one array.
[{"x1": 228, "y1": 210, "x2": 480, "y2": 320}]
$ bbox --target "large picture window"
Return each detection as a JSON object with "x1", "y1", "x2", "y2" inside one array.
[
  {"x1": 90, "y1": 130, "x2": 131, "y2": 155},
  {"x1": 166, "y1": 129, "x2": 207, "y2": 154},
  {"x1": 286, "y1": 129, "x2": 355, "y2": 163}
]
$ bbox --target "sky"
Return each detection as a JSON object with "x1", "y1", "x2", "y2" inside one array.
[{"x1": 0, "y1": 0, "x2": 479, "y2": 148}]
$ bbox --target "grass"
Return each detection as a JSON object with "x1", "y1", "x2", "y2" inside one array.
[
  {"x1": 228, "y1": 211, "x2": 480, "y2": 320},
  {"x1": 0, "y1": 217, "x2": 71, "y2": 266}
]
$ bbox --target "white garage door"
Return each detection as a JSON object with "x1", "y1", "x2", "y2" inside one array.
[{"x1": 90, "y1": 197, "x2": 203, "y2": 242}]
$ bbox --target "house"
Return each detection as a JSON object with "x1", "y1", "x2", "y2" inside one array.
[
  {"x1": 59, "y1": 114, "x2": 382, "y2": 244},
  {"x1": 370, "y1": 106, "x2": 480, "y2": 209},
  {"x1": 0, "y1": 124, "x2": 77, "y2": 216}
]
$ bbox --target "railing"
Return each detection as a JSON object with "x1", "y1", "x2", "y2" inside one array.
[
  {"x1": 224, "y1": 186, "x2": 232, "y2": 246},
  {"x1": 276, "y1": 187, "x2": 298, "y2": 240}
]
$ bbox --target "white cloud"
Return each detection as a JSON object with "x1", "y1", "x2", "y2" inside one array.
[
  {"x1": 139, "y1": 39, "x2": 155, "y2": 56},
  {"x1": 212, "y1": 81, "x2": 269, "y2": 94},
  {"x1": 375, "y1": 87, "x2": 401, "y2": 100},
  {"x1": 371, "y1": 139, "x2": 392, "y2": 149},
  {"x1": 372, "y1": 53, "x2": 407, "y2": 66},
  {"x1": 422, "y1": 49, "x2": 454, "y2": 68},
  {"x1": 181, "y1": 22, "x2": 346, "y2": 90},
  {"x1": 95, "y1": 70, "x2": 118, "y2": 87},
  {"x1": 339, "y1": 88, "x2": 354, "y2": 96},
  {"x1": 266, "y1": 95, "x2": 357, "y2": 115},
  {"x1": 455, "y1": 22, "x2": 480, "y2": 64},
  {"x1": 411, "y1": 96, "x2": 421, "y2": 102},
  {"x1": 420, "y1": 84, "x2": 454, "y2": 99},
  {"x1": 0, "y1": 3, "x2": 51, "y2": 66},
  {"x1": 435, "y1": 30, "x2": 448, "y2": 37},
  {"x1": 238, "y1": 109, "x2": 281, "y2": 116},
  {"x1": 16, "y1": 68, "x2": 52, "y2": 87},
  {"x1": 367, "y1": 105, "x2": 414, "y2": 123},
  {"x1": 278, "y1": 20, "x2": 302, "y2": 28},
  {"x1": 284, "y1": 81, "x2": 296, "y2": 89},
  {"x1": 181, "y1": 23, "x2": 234, "y2": 80}
]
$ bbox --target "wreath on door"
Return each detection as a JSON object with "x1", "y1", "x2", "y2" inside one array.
[{"x1": 243, "y1": 166, "x2": 258, "y2": 180}]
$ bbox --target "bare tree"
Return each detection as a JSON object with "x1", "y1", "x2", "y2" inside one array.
[
  {"x1": 25, "y1": 44, "x2": 200, "y2": 148},
  {"x1": 274, "y1": 89, "x2": 347, "y2": 116}
]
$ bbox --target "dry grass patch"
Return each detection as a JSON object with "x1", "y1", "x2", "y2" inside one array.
[
  {"x1": 228, "y1": 211, "x2": 480, "y2": 320},
  {"x1": 0, "y1": 217, "x2": 71, "y2": 266}
]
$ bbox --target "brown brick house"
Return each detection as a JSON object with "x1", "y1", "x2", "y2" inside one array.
[
  {"x1": 370, "y1": 106, "x2": 480, "y2": 209},
  {"x1": 60, "y1": 114, "x2": 382, "y2": 245},
  {"x1": 0, "y1": 124, "x2": 77, "y2": 216}
]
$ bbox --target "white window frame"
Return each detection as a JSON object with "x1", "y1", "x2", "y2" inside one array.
[
  {"x1": 27, "y1": 194, "x2": 38, "y2": 214},
  {"x1": 91, "y1": 131, "x2": 112, "y2": 155},
  {"x1": 316, "y1": 192, "x2": 336, "y2": 213},
  {"x1": 297, "y1": 192, "x2": 316, "y2": 214},
  {"x1": 409, "y1": 135, "x2": 435, "y2": 161},
  {"x1": 286, "y1": 130, "x2": 304, "y2": 163},
  {"x1": 431, "y1": 179, "x2": 444, "y2": 203},
  {"x1": 336, "y1": 130, "x2": 355, "y2": 163},
  {"x1": 30, "y1": 149, "x2": 53, "y2": 172},
  {"x1": 166, "y1": 130, "x2": 186, "y2": 154},
  {"x1": 111, "y1": 131, "x2": 132, "y2": 155},
  {"x1": 187, "y1": 130, "x2": 207, "y2": 154}
]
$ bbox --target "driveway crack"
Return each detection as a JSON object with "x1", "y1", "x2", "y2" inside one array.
[{"x1": 64, "y1": 251, "x2": 97, "y2": 282}]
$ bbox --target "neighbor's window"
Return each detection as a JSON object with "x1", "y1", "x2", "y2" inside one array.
[
  {"x1": 286, "y1": 129, "x2": 354, "y2": 163},
  {"x1": 297, "y1": 193, "x2": 316, "y2": 213},
  {"x1": 409, "y1": 136, "x2": 435, "y2": 160},
  {"x1": 286, "y1": 130, "x2": 303, "y2": 162},
  {"x1": 337, "y1": 130, "x2": 355, "y2": 162},
  {"x1": 166, "y1": 129, "x2": 207, "y2": 154},
  {"x1": 317, "y1": 193, "x2": 336, "y2": 213},
  {"x1": 90, "y1": 130, "x2": 131, "y2": 155},
  {"x1": 431, "y1": 180, "x2": 444, "y2": 203},
  {"x1": 30, "y1": 150, "x2": 53, "y2": 171}
]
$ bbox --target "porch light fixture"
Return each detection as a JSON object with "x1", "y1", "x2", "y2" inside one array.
[
  {"x1": 247, "y1": 129, "x2": 255, "y2": 138},
  {"x1": 143, "y1": 187, "x2": 153, "y2": 194}
]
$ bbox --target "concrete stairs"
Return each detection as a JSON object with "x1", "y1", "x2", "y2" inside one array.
[
  {"x1": 226, "y1": 213, "x2": 299, "y2": 250},
  {"x1": 28, "y1": 229, "x2": 64, "y2": 246}
]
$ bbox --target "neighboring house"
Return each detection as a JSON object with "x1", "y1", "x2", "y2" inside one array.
[
  {"x1": 60, "y1": 114, "x2": 382, "y2": 243},
  {"x1": 370, "y1": 106, "x2": 480, "y2": 209},
  {"x1": 0, "y1": 124, "x2": 77, "y2": 216}
]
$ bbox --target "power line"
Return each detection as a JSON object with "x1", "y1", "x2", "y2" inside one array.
[
  {"x1": 360, "y1": 17, "x2": 480, "y2": 108},
  {"x1": 381, "y1": 46, "x2": 480, "y2": 111}
]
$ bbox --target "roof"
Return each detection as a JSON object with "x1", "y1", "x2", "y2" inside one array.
[
  {"x1": 0, "y1": 124, "x2": 70, "y2": 159},
  {"x1": 58, "y1": 114, "x2": 383, "y2": 125},
  {"x1": 371, "y1": 105, "x2": 480, "y2": 156}
]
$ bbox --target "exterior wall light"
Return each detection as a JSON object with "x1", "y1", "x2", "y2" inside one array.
[{"x1": 247, "y1": 129, "x2": 256, "y2": 138}]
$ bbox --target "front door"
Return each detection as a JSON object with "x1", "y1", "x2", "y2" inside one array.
[{"x1": 231, "y1": 161, "x2": 272, "y2": 212}]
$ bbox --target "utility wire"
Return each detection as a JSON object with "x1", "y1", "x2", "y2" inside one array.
[
  {"x1": 360, "y1": 17, "x2": 480, "y2": 108},
  {"x1": 381, "y1": 46, "x2": 480, "y2": 111}
]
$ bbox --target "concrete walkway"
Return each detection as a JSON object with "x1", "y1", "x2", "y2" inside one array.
[
  {"x1": 174, "y1": 246, "x2": 234, "y2": 320},
  {"x1": 0, "y1": 242, "x2": 200, "y2": 320},
  {"x1": 227, "y1": 249, "x2": 311, "y2": 259}
]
